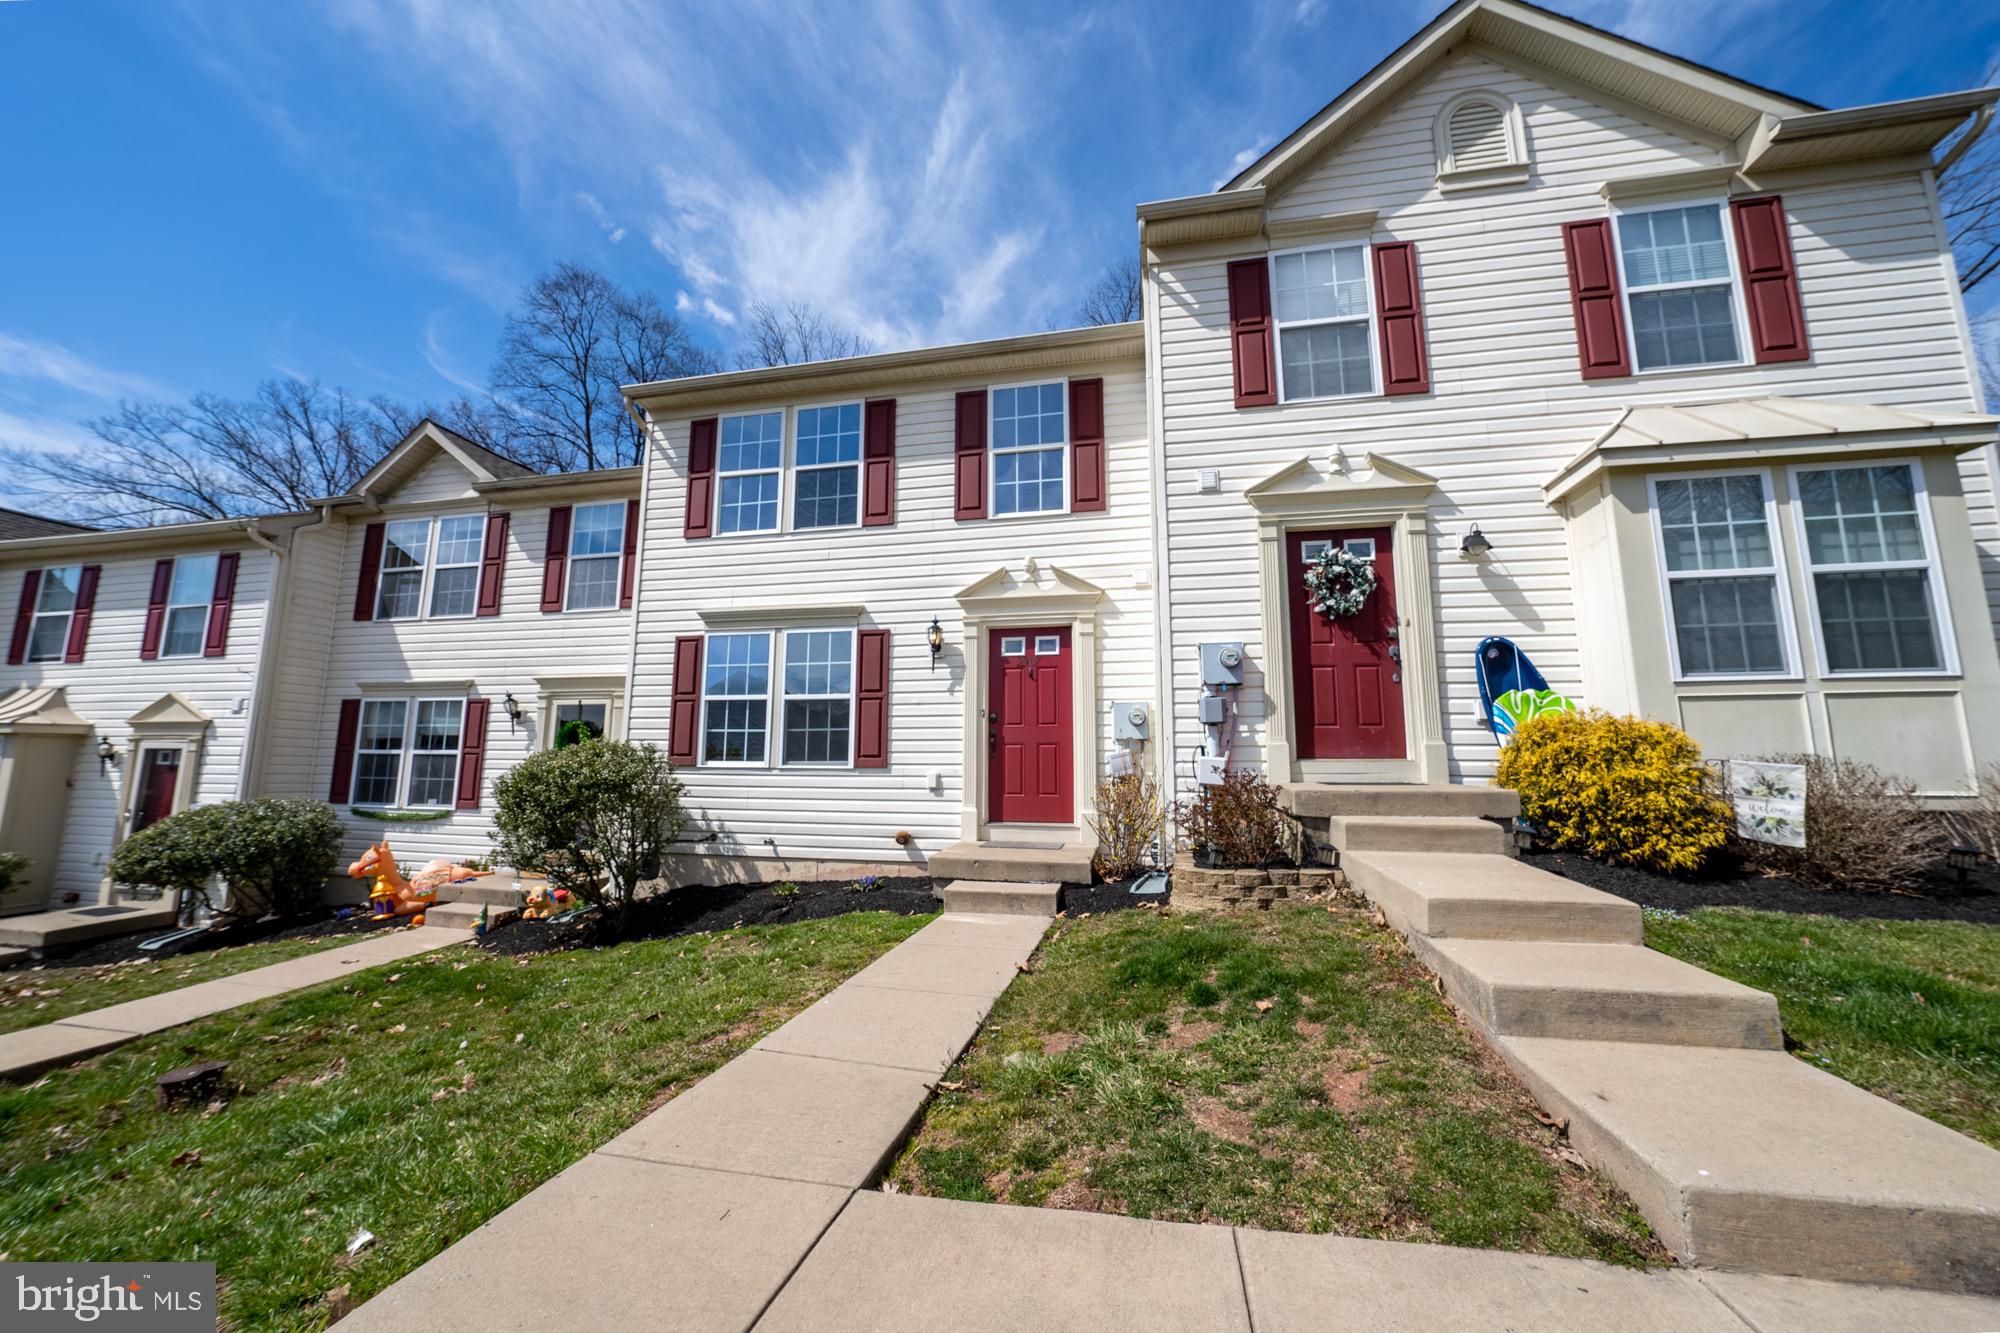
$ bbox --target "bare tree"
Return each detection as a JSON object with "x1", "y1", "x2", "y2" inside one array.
[
  {"x1": 1074, "y1": 255, "x2": 1143, "y2": 327},
  {"x1": 489, "y1": 263, "x2": 720, "y2": 472},
  {"x1": 734, "y1": 300, "x2": 871, "y2": 369},
  {"x1": 2, "y1": 380, "x2": 413, "y2": 525},
  {"x1": 1939, "y1": 68, "x2": 2000, "y2": 295}
]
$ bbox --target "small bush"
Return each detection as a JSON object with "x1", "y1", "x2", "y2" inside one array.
[
  {"x1": 0, "y1": 851, "x2": 27, "y2": 896},
  {"x1": 1174, "y1": 769, "x2": 1288, "y2": 868},
  {"x1": 491, "y1": 739, "x2": 686, "y2": 917},
  {"x1": 1088, "y1": 769, "x2": 1166, "y2": 881},
  {"x1": 1496, "y1": 710, "x2": 1729, "y2": 874},
  {"x1": 1743, "y1": 753, "x2": 1941, "y2": 891},
  {"x1": 108, "y1": 799, "x2": 342, "y2": 918},
  {"x1": 1940, "y1": 763, "x2": 2000, "y2": 862}
]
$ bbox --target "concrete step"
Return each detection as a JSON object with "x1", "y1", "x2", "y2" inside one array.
[
  {"x1": 1421, "y1": 937, "x2": 1783, "y2": 1049},
  {"x1": 1328, "y1": 815, "x2": 1508, "y2": 855},
  {"x1": 1344, "y1": 851, "x2": 1642, "y2": 943},
  {"x1": 928, "y1": 841, "x2": 1093, "y2": 884},
  {"x1": 936, "y1": 880, "x2": 1060, "y2": 916},
  {"x1": 433, "y1": 880, "x2": 527, "y2": 907},
  {"x1": 1281, "y1": 782, "x2": 1520, "y2": 821},
  {"x1": 422, "y1": 900, "x2": 518, "y2": 932},
  {"x1": 1498, "y1": 1035, "x2": 2000, "y2": 1293},
  {"x1": 0, "y1": 903, "x2": 179, "y2": 949}
]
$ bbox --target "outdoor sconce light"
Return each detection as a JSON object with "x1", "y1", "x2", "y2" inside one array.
[
  {"x1": 96, "y1": 736, "x2": 118, "y2": 774},
  {"x1": 1947, "y1": 844, "x2": 1982, "y2": 887},
  {"x1": 502, "y1": 692, "x2": 523, "y2": 731},
  {"x1": 926, "y1": 616, "x2": 944, "y2": 671},
  {"x1": 1459, "y1": 524, "x2": 1493, "y2": 560}
]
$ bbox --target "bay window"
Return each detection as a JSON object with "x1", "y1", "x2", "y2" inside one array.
[
  {"x1": 26, "y1": 565, "x2": 80, "y2": 663},
  {"x1": 717, "y1": 412, "x2": 784, "y2": 535},
  {"x1": 566, "y1": 501, "x2": 626, "y2": 610},
  {"x1": 1793, "y1": 462, "x2": 1950, "y2": 674},
  {"x1": 161, "y1": 555, "x2": 218, "y2": 657},
  {"x1": 991, "y1": 382, "x2": 1067, "y2": 516},
  {"x1": 1273, "y1": 243, "x2": 1375, "y2": 401},
  {"x1": 1651, "y1": 471, "x2": 1793, "y2": 678},
  {"x1": 1616, "y1": 203, "x2": 1742, "y2": 371}
]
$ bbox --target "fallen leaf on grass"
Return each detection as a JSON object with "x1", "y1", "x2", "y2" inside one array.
[
  {"x1": 387, "y1": 973, "x2": 403, "y2": 982},
  {"x1": 1254, "y1": 998, "x2": 1275, "y2": 1012},
  {"x1": 387, "y1": 1024, "x2": 407, "y2": 1034},
  {"x1": 170, "y1": 1150, "x2": 202, "y2": 1168},
  {"x1": 1912, "y1": 992, "x2": 1926, "y2": 1004},
  {"x1": 937, "y1": 1080, "x2": 964, "y2": 1092},
  {"x1": 1551, "y1": 1144, "x2": 1589, "y2": 1168}
]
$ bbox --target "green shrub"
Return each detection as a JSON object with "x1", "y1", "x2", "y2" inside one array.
[
  {"x1": 1174, "y1": 769, "x2": 1288, "y2": 867},
  {"x1": 1743, "y1": 753, "x2": 1941, "y2": 891},
  {"x1": 1496, "y1": 709, "x2": 1729, "y2": 874},
  {"x1": 491, "y1": 740, "x2": 686, "y2": 916},
  {"x1": 0, "y1": 851, "x2": 27, "y2": 895},
  {"x1": 108, "y1": 799, "x2": 342, "y2": 918}
]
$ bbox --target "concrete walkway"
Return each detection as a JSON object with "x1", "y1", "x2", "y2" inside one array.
[
  {"x1": 0, "y1": 924, "x2": 467, "y2": 1080},
  {"x1": 335, "y1": 906, "x2": 2000, "y2": 1332}
]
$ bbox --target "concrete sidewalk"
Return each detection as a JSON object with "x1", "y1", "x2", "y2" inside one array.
[{"x1": 0, "y1": 924, "x2": 466, "y2": 1080}]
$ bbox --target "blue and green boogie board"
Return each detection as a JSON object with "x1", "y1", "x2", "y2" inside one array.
[{"x1": 1475, "y1": 636, "x2": 1580, "y2": 744}]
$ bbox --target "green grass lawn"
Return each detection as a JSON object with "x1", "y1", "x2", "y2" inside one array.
[
  {"x1": 0, "y1": 910, "x2": 927, "y2": 1331},
  {"x1": 0, "y1": 928, "x2": 379, "y2": 1035},
  {"x1": 886, "y1": 904, "x2": 1661, "y2": 1266},
  {"x1": 1644, "y1": 907, "x2": 2000, "y2": 1149}
]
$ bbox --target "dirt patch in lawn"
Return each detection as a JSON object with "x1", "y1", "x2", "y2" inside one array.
[
  {"x1": 886, "y1": 903, "x2": 1664, "y2": 1265},
  {"x1": 1525, "y1": 849, "x2": 2000, "y2": 924}
]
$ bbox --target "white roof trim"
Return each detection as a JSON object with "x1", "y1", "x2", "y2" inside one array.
[{"x1": 0, "y1": 685, "x2": 92, "y2": 735}]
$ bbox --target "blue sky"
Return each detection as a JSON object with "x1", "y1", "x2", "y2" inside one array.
[{"x1": 2, "y1": 0, "x2": 1996, "y2": 473}]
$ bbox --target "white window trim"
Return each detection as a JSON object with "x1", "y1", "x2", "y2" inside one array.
[
  {"x1": 699, "y1": 630, "x2": 775, "y2": 768},
  {"x1": 987, "y1": 376, "x2": 1072, "y2": 519},
  {"x1": 1433, "y1": 90, "x2": 1528, "y2": 183},
  {"x1": 426, "y1": 513, "x2": 487, "y2": 620},
  {"x1": 715, "y1": 410, "x2": 786, "y2": 537},
  {"x1": 791, "y1": 399, "x2": 865, "y2": 533},
  {"x1": 563, "y1": 500, "x2": 627, "y2": 612},
  {"x1": 1269, "y1": 238, "x2": 1381, "y2": 405},
  {"x1": 159, "y1": 555, "x2": 218, "y2": 658},
  {"x1": 778, "y1": 627, "x2": 857, "y2": 768},
  {"x1": 26, "y1": 565, "x2": 80, "y2": 664},
  {"x1": 1647, "y1": 466, "x2": 1803, "y2": 684},
  {"x1": 1786, "y1": 457, "x2": 1960, "y2": 678},
  {"x1": 348, "y1": 694, "x2": 467, "y2": 808},
  {"x1": 1609, "y1": 198, "x2": 1751, "y2": 377},
  {"x1": 548, "y1": 698, "x2": 614, "y2": 749}
]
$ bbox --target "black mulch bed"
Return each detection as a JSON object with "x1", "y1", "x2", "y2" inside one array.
[
  {"x1": 1522, "y1": 848, "x2": 2000, "y2": 925},
  {"x1": 1061, "y1": 878, "x2": 1170, "y2": 915},
  {"x1": 26, "y1": 909, "x2": 406, "y2": 971}
]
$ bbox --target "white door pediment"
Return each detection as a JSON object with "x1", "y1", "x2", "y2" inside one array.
[{"x1": 1245, "y1": 452, "x2": 1440, "y2": 515}]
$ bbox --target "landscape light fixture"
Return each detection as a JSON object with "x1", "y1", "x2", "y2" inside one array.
[
  {"x1": 927, "y1": 616, "x2": 944, "y2": 670},
  {"x1": 1947, "y1": 844, "x2": 1982, "y2": 887},
  {"x1": 1460, "y1": 525, "x2": 1493, "y2": 560}
]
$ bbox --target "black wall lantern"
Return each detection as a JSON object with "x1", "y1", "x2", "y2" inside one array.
[
  {"x1": 1459, "y1": 524, "x2": 1493, "y2": 560},
  {"x1": 926, "y1": 616, "x2": 945, "y2": 671},
  {"x1": 502, "y1": 691, "x2": 524, "y2": 731},
  {"x1": 96, "y1": 735, "x2": 118, "y2": 774}
]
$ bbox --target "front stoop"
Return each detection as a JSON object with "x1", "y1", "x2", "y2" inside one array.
[
  {"x1": 421, "y1": 900, "x2": 518, "y2": 931},
  {"x1": 1329, "y1": 814, "x2": 1511, "y2": 855},
  {"x1": 937, "y1": 880, "x2": 1060, "y2": 915},
  {"x1": 929, "y1": 840, "x2": 1093, "y2": 884},
  {"x1": 1280, "y1": 782, "x2": 1521, "y2": 821},
  {"x1": 0, "y1": 903, "x2": 180, "y2": 951}
]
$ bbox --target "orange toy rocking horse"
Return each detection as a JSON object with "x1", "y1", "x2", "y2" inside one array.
[{"x1": 347, "y1": 840, "x2": 492, "y2": 926}]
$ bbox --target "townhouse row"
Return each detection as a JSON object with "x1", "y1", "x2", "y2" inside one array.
[{"x1": 4, "y1": 0, "x2": 1998, "y2": 913}]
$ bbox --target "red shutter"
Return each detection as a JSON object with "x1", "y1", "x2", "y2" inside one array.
[
  {"x1": 685, "y1": 418, "x2": 718, "y2": 539},
  {"x1": 476, "y1": 512, "x2": 510, "y2": 617},
  {"x1": 1371, "y1": 241, "x2": 1431, "y2": 396},
  {"x1": 139, "y1": 560, "x2": 173, "y2": 660},
  {"x1": 953, "y1": 389, "x2": 988, "y2": 521},
  {"x1": 1227, "y1": 257, "x2": 1278, "y2": 407},
  {"x1": 456, "y1": 697, "x2": 491, "y2": 810},
  {"x1": 1731, "y1": 196, "x2": 1810, "y2": 364},
  {"x1": 1561, "y1": 219, "x2": 1632, "y2": 379},
  {"x1": 1069, "y1": 378, "x2": 1107, "y2": 513},
  {"x1": 862, "y1": 398, "x2": 897, "y2": 527},
  {"x1": 329, "y1": 698, "x2": 362, "y2": 803},
  {"x1": 541, "y1": 506, "x2": 571, "y2": 613},
  {"x1": 619, "y1": 498, "x2": 640, "y2": 608},
  {"x1": 353, "y1": 522, "x2": 386, "y2": 621},
  {"x1": 62, "y1": 565, "x2": 100, "y2": 663},
  {"x1": 668, "y1": 635, "x2": 704, "y2": 766},
  {"x1": 854, "y1": 628, "x2": 890, "y2": 769},
  {"x1": 202, "y1": 552, "x2": 239, "y2": 657},
  {"x1": 7, "y1": 570, "x2": 39, "y2": 666}
]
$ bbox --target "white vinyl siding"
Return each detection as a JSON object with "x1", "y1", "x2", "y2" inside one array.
[
  {"x1": 566, "y1": 501, "x2": 625, "y2": 611},
  {"x1": 1792, "y1": 461, "x2": 1952, "y2": 674},
  {"x1": 1649, "y1": 472, "x2": 1794, "y2": 679},
  {"x1": 717, "y1": 412, "x2": 784, "y2": 535},
  {"x1": 990, "y1": 382, "x2": 1067, "y2": 516},
  {"x1": 26, "y1": 565, "x2": 79, "y2": 663},
  {"x1": 161, "y1": 554, "x2": 217, "y2": 657},
  {"x1": 1273, "y1": 244, "x2": 1376, "y2": 401},
  {"x1": 1615, "y1": 202, "x2": 1743, "y2": 372}
]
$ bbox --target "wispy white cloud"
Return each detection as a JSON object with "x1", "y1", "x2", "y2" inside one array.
[
  {"x1": 577, "y1": 191, "x2": 627, "y2": 244},
  {"x1": 419, "y1": 313, "x2": 493, "y2": 399},
  {"x1": 0, "y1": 331, "x2": 172, "y2": 402},
  {"x1": 0, "y1": 406, "x2": 103, "y2": 457},
  {"x1": 1213, "y1": 140, "x2": 1270, "y2": 191}
]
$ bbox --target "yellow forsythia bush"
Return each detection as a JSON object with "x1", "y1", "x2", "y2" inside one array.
[{"x1": 1495, "y1": 709, "x2": 1729, "y2": 874}]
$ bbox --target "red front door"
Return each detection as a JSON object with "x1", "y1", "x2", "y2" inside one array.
[
  {"x1": 1289, "y1": 528, "x2": 1406, "y2": 760},
  {"x1": 988, "y1": 627, "x2": 1072, "y2": 824},
  {"x1": 133, "y1": 748, "x2": 182, "y2": 833}
]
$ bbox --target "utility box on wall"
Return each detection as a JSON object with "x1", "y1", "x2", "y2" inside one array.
[
  {"x1": 1113, "y1": 702, "x2": 1150, "y2": 741},
  {"x1": 1199, "y1": 642, "x2": 1245, "y2": 687}
]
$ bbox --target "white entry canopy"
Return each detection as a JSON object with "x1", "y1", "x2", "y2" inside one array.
[
  {"x1": 0, "y1": 685, "x2": 91, "y2": 735},
  {"x1": 1545, "y1": 397, "x2": 1997, "y2": 505}
]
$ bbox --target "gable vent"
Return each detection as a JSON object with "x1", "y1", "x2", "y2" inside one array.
[{"x1": 1445, "y1": 99, "x2": 1511, "y2": 171}]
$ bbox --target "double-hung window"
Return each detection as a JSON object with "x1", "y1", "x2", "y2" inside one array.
[
  {"x1": 349, "y1": 697, "x2": 465, "y2": 807},
  {"x1": 26, "y1": 565, "x2": 80, "y2": 663},
  {"x1": 717, "y1": 412, "x2": 783, "y2": 535},
  {"x1": 1793, "y1": 462, "x2": 1948, "y2": 673},
  {"x1": 794, "y1": 404, "x2": 862, "y2": 529},
  {"x1": 1273, "y1": 244, "x2": 1375, "y2": 401},
  {"x1": 161, "y1": 554, "x2": 219, "y2": 657},
  {"x1": 375, "y1": 519, "x2": 431, "y2": 620},
  {"x1": 427, "y1": 516, "x2": 485, "y2": 618},
  {"x1": 1616, "y1": 203, "x2": 1742, "y2": 371},
  {"x1": 702, "y1": 633, "x2": 772, "y2": 763},
  {"x1": 781, "y1": 629, "x2": 853, "y2": 764},
  {"x1": 1651, "y1": 472, "x2": 1792, "y2": 678},
  {"x1": 566, "y1": 501, "x2": 626, "y2": 610},
  {"x1": 991, "y1": 382, "x2": 1066, "y2": 516}
]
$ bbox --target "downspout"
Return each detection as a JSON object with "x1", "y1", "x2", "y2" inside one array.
[
  {"x1": 621, "y1": 403, "x2": 654, "y2": 746},
  {"x1": 1937, "y1": 102, "x2": 1994, "y2": 178},
  {"x1": 1141, "y1": 228, "x2": 1180, "y2": 867}
]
